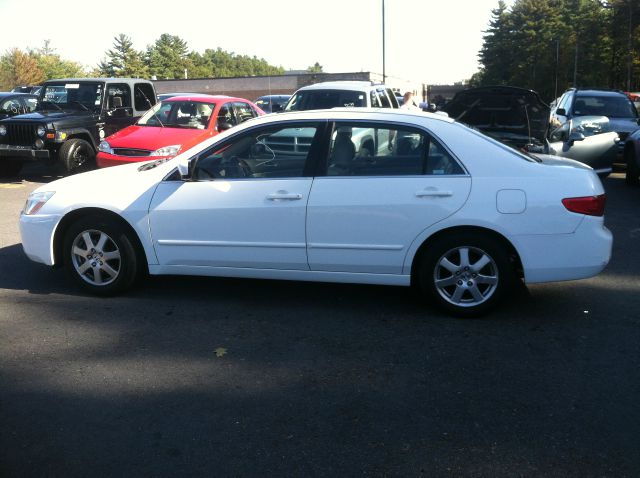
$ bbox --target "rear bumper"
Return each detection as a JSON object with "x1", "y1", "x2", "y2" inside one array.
[
  {"x1": 514, "y1": 216, "x2": 612, "y2": 284},
  {"x1": 0, "y1": 144, "x2": 50, "y2": 160}
]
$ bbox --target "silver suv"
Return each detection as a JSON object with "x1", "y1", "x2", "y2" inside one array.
[{"x1": 284, "y1": 81, "x2": 400, "y2": 111}]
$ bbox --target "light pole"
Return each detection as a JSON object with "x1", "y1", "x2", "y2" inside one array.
[{"x1": 382, "y1": 0, "x2": 386, "y2": 83}]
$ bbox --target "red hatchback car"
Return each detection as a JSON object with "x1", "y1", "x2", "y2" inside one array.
[{"x1": 96, "y1": 95, "x2": 264, "y2": 168}]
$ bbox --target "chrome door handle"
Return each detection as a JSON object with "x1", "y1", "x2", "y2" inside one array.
[
  {"x1": 266, "y1": 192, "x2": 303, "y2": 201},
  {"x1": 415, "y1": 190, "x2": 453, "y2": 197}
]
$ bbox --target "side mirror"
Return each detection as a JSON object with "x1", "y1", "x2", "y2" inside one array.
[
  {"x1": 177, "y1": 157, "x2": 190, "y2": 179},
  {"x1": 556, "y1": 108, "x2": 567, "y2": 116},
  {"x1": 568, "y1": 131, "x2": 585, "y2": 145},
  {"x1": 217, "y1": 120, "x2": 234, "y2": 131}
]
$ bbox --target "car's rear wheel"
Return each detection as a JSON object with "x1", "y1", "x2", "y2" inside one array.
[
  {"x1": 59, "y1": 138, "x2": 95, "y2": 174},
  {"x1": 0, "y1": 160, "x2": 23, "y2": 178},
  {"x1": 625, "y1": 147, "x2": 639, "y2": 186},
  {"x1": 63, "y1": 216, "x2": 140, "y2": 295},
  {"x1": 419, "y1": 232, "x2": 515, "y2": 317}
]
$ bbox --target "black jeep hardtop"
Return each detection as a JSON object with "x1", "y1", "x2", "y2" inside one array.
[{"x1": 0, "y1": 78, "x2": 156, "y2": 176}]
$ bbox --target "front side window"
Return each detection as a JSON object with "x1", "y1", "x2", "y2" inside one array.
[
  {"x1": 377, "y1": 88, "x2": 391, "y2": 108},
  {"x1": 194, "y1": 123, "x2": 321, "y2": 180},
  {"x1": 138, "y1": 101, "x2": 215, "y2": 129},
  {"x1": 24, "y1": 97, "x2": 38, "y2": 112},
  {"x1": 326, "y1": 122, "x2": 464, "y2": 176},
  {"x1": 106, "y1": 84, "x2": 131, "y2": 110}
]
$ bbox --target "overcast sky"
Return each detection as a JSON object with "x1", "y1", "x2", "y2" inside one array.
[{"x1": 0, "y1": 0, "x2": 511, "y2": 84}]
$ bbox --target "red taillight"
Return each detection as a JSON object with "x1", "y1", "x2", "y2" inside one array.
[{"x1": 562, "y1": 194, "x2": 606, "y2": 216}]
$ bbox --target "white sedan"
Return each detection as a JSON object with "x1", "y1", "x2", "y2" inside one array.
[{"x1": 19, "y1": 109, "x2": 612, "y2": 316}]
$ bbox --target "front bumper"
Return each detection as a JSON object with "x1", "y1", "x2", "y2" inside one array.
[
  {"x1": 0, "y1": 144, "x2": 50, "y2": 161},
  {"x1": 96, "y1": 152, "x2": 167, "y2": 168},
  {"x1": 19, "y1": 213, "x2": 60, "y2": 266}
]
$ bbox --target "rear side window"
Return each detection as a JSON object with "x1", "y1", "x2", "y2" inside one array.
[
  {"x1": 326, "y1": 122, "x2": 464, "y2": 176},
  {"x1": 134, "y1": 83, "x2": 156, "y2": 111}
]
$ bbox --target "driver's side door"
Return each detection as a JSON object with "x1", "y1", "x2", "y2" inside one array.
[{"x1": 148, "y1": 121, "x2": 327, "y2": 270}]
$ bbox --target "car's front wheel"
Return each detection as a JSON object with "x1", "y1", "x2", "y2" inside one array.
[
  {"x1": 59, "y1": 138, "x2": 95, "y2": 174},
  {"x1": 419, "y1": 232, "x2": 515, "y2": 317},
  {"x1": 63, "y1": 216, "x2": 140, "y2": 295}
]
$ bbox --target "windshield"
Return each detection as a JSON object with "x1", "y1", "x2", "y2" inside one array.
[
  {"x1": 38, "y1": 82, "x2": 103, "y2": 112},
  {"x1": 285, "y1": 89, "x2": 366, "y2": 111},
  {"x1": 573, "y1": 95, "x2": 638, "y2": 118},
  {"x1": 138, "y1": 100, "x2": 215, "y2": 129}
]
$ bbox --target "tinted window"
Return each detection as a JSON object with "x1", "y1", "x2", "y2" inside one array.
[
  {"x1": 377, "y1": 88, "x2": 391, "y2": 108},
  {"x1": 134, "y1": 83, "x2": 156, "y2": 111},
  {"x1": 194, "y1": 123, "x2": 321, "y2": 180},
  {"x1": 327, "y1": 122, "x2": 464, "y2": 176}
]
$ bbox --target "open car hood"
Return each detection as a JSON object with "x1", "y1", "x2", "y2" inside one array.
[{"x1": 442, "y1": 86, "x2": 550, "y2": 148}]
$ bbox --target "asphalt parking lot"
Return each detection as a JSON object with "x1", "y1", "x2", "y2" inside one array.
[{"x1": 1, "y1": 166, "x2": 639, "y2": 477}]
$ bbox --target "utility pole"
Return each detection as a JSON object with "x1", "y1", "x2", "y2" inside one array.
[{"x1": 382, "y1": 0, "x2": 386, "y2": 83}]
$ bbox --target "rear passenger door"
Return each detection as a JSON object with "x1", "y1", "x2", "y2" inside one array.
[{"x1": 306, "y1": 121, "x2": 471, "y2": 274}]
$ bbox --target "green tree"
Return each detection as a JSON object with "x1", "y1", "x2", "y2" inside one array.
[
  {"x1": 146, "y1": 34, "x2": 192, "y2": 79},
  {"x1": 307, "y1": 62, "x2": 323, "y2": 73},
  {"x1": 478, "y1": 1, "x2": 515, "y2": 86},
  {"x1": 98, "y1": 34, "x2": 148, "y2": 78},
  {"x1": 28, "y1": 41, "x2": 86, "y2": 80}
]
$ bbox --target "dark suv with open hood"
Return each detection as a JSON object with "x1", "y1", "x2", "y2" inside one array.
[{"x1": 0, "y1": 78, "x2": 156, "y2": 176}]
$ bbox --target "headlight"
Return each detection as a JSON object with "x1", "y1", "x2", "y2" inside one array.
[
  {"x1": 0, "y1": 125, "x2": 6, "y2": 136},
  {"x1": 22, "y1": 191, "x2": 55, "y2": 215},
  {"x1": 98, "y1": 140, "x2": 112, "y2": 154},
  {"x1": 151, "y1": 145, "x2": 181, "y2": 157},
  {"x1": 37, "y1": 125, "x2": 46, "y2": 137}
]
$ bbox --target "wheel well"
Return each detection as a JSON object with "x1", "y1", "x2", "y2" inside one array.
[
  {"x1": 67, "y1": 134, "x2": 97, "y2": 151},
  {"x1": 53, "y1": 208, "x2": 147, "y2": 271},
  {"x1": 410, "y1": 226, "x2": 524, "y2": 285}
]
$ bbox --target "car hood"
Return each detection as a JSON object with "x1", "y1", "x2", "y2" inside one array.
[
  {"x1": 2, "y1": 110, "x2": 95, "y2": 123},
  {"x1": 442, "y1": 86, "x2": 550, "y2": 146},
  {"x1": 105, "y1": 125, "x2": 211, "y2": 151},
  {"x1": 605, "y1": 117, "x2": 640, "y2": 135},
  {"x1": 35, "y1": 158, "x2": 178, "y2": 216}
]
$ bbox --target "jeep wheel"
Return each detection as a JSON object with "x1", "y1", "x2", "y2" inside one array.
[
  {"x1": 0, "y1": 160, "x2": 23, "y2": 178},
  {"x1": 59, "y1": 138, "x2": 95, "y2": 174}
]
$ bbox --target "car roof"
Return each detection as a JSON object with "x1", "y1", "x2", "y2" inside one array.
[
  {"x1": 164, "y1": 95, "x2": 249, "y2": 103},
  {"x1": 240, "y1": 107, "x2": 454, "y2": 124},
  {"x1": 43, "y1": 78, "x2": 153, "y2": 84},
  {"x1": 296, "y1": 81, "x2": 386, "y2": 92},
  {"x1": 575, "y1": 89, "x2": 629, "y2": 98}
]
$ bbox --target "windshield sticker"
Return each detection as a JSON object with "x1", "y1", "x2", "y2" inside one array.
[{"x1": 65, "y1": 83, "x2": 80, "y2": 89}]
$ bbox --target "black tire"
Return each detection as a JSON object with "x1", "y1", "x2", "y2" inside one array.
[
  {"x1": 625, "y1": 147, "x2": 639, "y2": 186},
  {"x1": 59, "y1": 138, "x2": 95, "y2": 174},
  {"x1": 418, "y1": 232, "x2": 515, "y2": 317},
  {"x1": 0, "y1": 160, "x2": 23, "y2": 178},
  {"x1": 63, "y1": 216, "x2": 141, "y2": 296}
]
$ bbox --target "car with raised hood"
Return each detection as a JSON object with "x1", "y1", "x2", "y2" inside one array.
[
  {"x1": 0, "y1": 78, "x2": 156, "y2": 177},
  {"x1": 443, "y1": 86, "x2": 622, "y2": 176},
  {"x1": 19, "y1": 109, "x2": 612, "y2": 317},
  {"x1": 96, "y1": 95, "x2": 264, "y2": 168}
]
